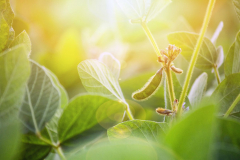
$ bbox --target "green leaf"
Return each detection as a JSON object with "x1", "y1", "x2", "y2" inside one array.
[
  {"x1": 0, "y1": 45, "x2": 30, "y2": 125},
  {"x1": 69, "y1": 139, "x2": 178, "y2": 160},
  {"x1": 78, "y1": 59, "x2": 126, "y2": 103},
  {"x1": 1, "y1": 0, "x2": 14, "y2": 26},
  {"x1": 58, "y1": 95, "x2": 125, "y2": 143},
  {"x1": 107, "y1": 120, "x2": 168, "y2": 143},
  {"x1": 0, "y1": 121, "x2": 21, "y2": 160},
  {"x1": 168, "y1": 32, "x2": 218, "y2": 69},
  {"x1": 224, "y1": 31, "x2": 240, "y2": 77},
  {"x1": 212, "y1": 73, "x2": 240, "y2": 117},
  {"x1": 10, "y1": 30, "x2": 31, "y2": 56},
  {"x1": 165, "y1": 103, "x2": 217, "y2": 160},
  {"x1": 18, "y1": 144, "x2": 51, "y2": 160},
  {"x1": 233, "y1": 0, "x2": 240, "y2": 21},
  {"x1": 0, "y1": 14, "x2": 9, "y2": 51},
  {"x1": 19, "y1": 60, "x2": 60, "y2": 133},
  {"x1": 188, "y1": 72, "x2": 208, "y2": 107},
  {"x1": 213, "y1": 118, "x2": 240, "y2": 159},
  {"x1": 116, "y1": 0, "x2": 171, "y2": 22},
  {"x1": 45, "y1": 68, "x2": 69, "y2": 109}
]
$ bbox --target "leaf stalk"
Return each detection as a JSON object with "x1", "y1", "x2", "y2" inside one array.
[
  {"x1": 213, "y1": 65, "x2": 221, "y2": 84},
  {"x1": 224, "y1": 94, "x2": 240, "y2": 118}
]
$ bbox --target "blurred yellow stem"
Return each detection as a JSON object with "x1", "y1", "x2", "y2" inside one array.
[
  {"x1": 177, "y1": 0, "x2": 216, "y2": 117},
  {"x1": 213, "y1": 65, "x2": 221, "y2": 84}
]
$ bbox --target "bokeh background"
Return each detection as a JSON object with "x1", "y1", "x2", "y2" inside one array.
[{"x1": 10, "y1": 0, "x2": 240, "y2": 121}]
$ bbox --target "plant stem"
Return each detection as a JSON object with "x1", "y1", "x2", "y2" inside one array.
[
  {"x1": 224, "y1": 94, "x2": 240, "y2": 118},
  {"x1": 56, "y1": 147, "x2": 66, "y2": 160},
  {"x1": 165, "y1": 64, "x2": 176, "y2": 110},
  {"x1": 125, "y1": 103, "x2": 134, "y2": 120},
  {"x1": 141, "y1": 22, "x2": 162, "y2": 58},
  {"x1": 213, "y1": 65, "x2": 221, "y2": 84},
  {"x1": 177, "y1": 0, "x2": 216, "y2": 117}
]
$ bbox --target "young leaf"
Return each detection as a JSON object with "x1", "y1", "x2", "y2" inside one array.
[
  {"x1": 10, "y1": 30, "x2": 31, "y2": 57},
  {"x1": 0, "y1": 14, "x2": 9, "y2": 51},
  {"x1": 168, "y1": 32, "x2": 218, "y2": 70},
  {"x1": 211, "y1": 21, "x2": 224, "y2": 45},
  {"x1": 213, "y1": 118, "x2": 240, "y2": 159},
  {"x1": 19, "y1": 60, "x2": 60, "y2": 133},
  {"x1": 1, "y1": 0, "x2": 14, "y2": 26},
  {"x1": 188, "y1": 73, "x2": 208, "y2": 108},
  {"x1": 78, "y1": 59, "x2": 125, "y2": 103},
  {"x1": 58, "y1": 95, "x2": 125, "y2": 143},
  {"x1": 233, "y1": 0, "x2": 240, "y2": 21},
  {"x1": 215, "y1": 46, "x2": 224, "y2": 69},
  {"x1": 224, "y1": 31, "x2": 240, "y2": 77},
  {"x1": 107, "y1": 120, "x2": 168, "y2": 143},
  {"x1": 132, "y1": 68, "x2": 163, "y2": 101},
  {"x1": 99, "y1": 52, "x2": 121, "y2": 80},
  {"x1": 212, "y1": 73, "x2": 240, "y2": 118},
  {"x1": 116, "y1": 0, "x2": 171, "y2": 22},
  {"x1": 0, "y1": 45, "x2": 30, "y2": 125},
  {"x1": 165, "y1": 103, "x2": 217, "y2": 160}
]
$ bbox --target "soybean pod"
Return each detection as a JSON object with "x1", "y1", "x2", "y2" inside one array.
[{"x1": 132, "y1": 68, "x2": 163, "y2": 101}]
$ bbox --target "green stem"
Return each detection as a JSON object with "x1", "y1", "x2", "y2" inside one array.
[
  {"x1": 177, "y1": 0, "x2": 216, "y2": 117},
  {"x1": 213, "y1": 65, "x2": 221, "y2": 84},
  {"x1": 55, "y1": 147, "x2": 66, "y2": 160},
  {"x1": 165, "y1": 64, "x2": 176, "y2": 110},
  {"x1": 141, "y1": 22, "x2": 162, "y2": 58},
  {"x1": 125, "y1": 103, "x2": 134, "y2": 120},
  {"x1": 224, "y1": 94, "x2": 240, "y2": 118}
]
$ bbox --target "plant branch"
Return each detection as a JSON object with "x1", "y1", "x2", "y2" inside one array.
[
  {"x1": 165, "y1": 64, "x2": 176, "y2": 110},
  {"x1": 177, "y1": 0, "x2": 216, "y2": 117},
  {"x1": 55, "y1": 147, "x2": 66, "y2": 160},
  {"x1": 125, "y1": 103, "x2": 134, "y2": 120},
  {"x1": 213, "y1": 65, "x2": 221, "y2": 84},
  {"x1": 224, "y1": 94, "x2": 240, "y2": 118}
]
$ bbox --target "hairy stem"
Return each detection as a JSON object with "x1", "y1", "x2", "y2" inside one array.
[
  {"x1": 141, "y1": 22, "x2": 162, "y2": 58},
  {"x1": 55, "y1": 147, "x2": 66, "y2": 160},
  {"x1": 125, "y1": 103, "x2": 134, "y2": 120},
  {"x1": 166, "y1": 64, "x2": 176, "y2": 110},
  {"x1": 177, "y1": 0, "x2": 216, "y2": 117},
  {"x1": 224, "y1": 94, "x2": 240, "y2": 118},
  {"x1": 213, "y1": 65, "x2": 221, "y2": 84}
]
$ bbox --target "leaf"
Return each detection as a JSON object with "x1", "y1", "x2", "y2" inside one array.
[
  {"x1": 165, "y1": 103, "x2": 217, "y2": 160},
  {"x1": 70, "y1": 139, "x2": 178, "y2": 160},
  {"x1": 45, "y1": 68, "x2": 69, "y2": 109},
  {"x1": 0, "y1": 14, "x2": 9, "y2": 52},
  {"x1": 99, "y1": 52, "x2": 121, "y2": 81},
  {"x1": 211, "y1": 21, "x2": 224, "y2": 45},
  {"x1": 0, "y1": 45, "x2": 30, "y2": 125},
  {"x1": 215, "y1": 45, "x2": 224, "y2": 69},
  {"x1": 116, "y1": 0, "x2": 171, "y2": 22},
  {"x1": 213, "y1": 118, "x2": 240, "y2": 159},
  {"x1": 168, "y1": 32, "x2": 218, "y2": 69},
  {"x1": 188, "y1": 72, "x2": 208, "y2": 107},
  {"x1": 107, "y1": 120, "x2": 168, "y2": 143},
  {"x1": 1, "y1": 0, "x2": 14, "y2": 26},
  {"x1": 18, "y1": 144, "x2": 51, "y2": 160},
  {"x1": 19, "y1": 60, "x2": 60, "y2": 133},
  {"x1": 212, "y1": 73, "x2": 240, "y2": 117},
  {"x1": 78, "y1": 59, "x2": 125, "y2": 103},
  {"x1": 0, "y1": 121, "x2": 21, "y2": 160},
  {"x1": 58, "y1": 95, "x2": 125, "y2": 143},
  {"x1": 224, "y1": 31, "x2": 240, "y2": 77},
  {"x1": 233, "y1": 0, "x2": 240, "y2": 21},
  {"x1": 10, "y1": 30, "x2": 31, "y2": 56}
]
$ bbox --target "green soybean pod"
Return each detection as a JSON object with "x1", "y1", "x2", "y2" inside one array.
[{"x1": 132, "y1": 68, "x2": 163, "y2": 101}]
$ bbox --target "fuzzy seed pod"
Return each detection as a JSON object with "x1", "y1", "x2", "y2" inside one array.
[
  {"x1": 132, "y1": 68, "x2": 163, "y2": 101},
  {"x1": 171, "y1": 65, "x2": 183, "y2": 74},
  {"x1": 156, "y1": 108, "x2": 173, "y2": 116}
]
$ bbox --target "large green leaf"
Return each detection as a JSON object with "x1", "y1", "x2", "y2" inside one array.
[
  {"x1": 165, "y1": 103, "x2": 216, "y2": 160},
  {"x1": 58, "y1": 95, "x2": 125, "y2": 143},
  {"x1": 0, "y1": 45, "x2": 30, "y2": 124},
  {"x1": 10, "y1": 30, "x2": 31, "y2": 56},
  {"x1": 188, "y1": 72, "x2": 208, "y2": 108},
  {"x1": 0, "y1": 14, "x2": 9, "y2": 51},
  {"x1": 233, "y1": 0, "x2": 240, "y2": 21},
  {"x1": 0, "y1": 121, "x2": 21, "y2": 160},
  {"x1": 213, "y1": 118, "x2": 240, "y2": 159},
  {"x1": 108, "y1": 120, "x2": 168, "y2": 143},
  {"x1": 78, "y1": 59, "x2": 125, "y2": 103},
  {"x1": 212, "y1": 73, "x2": 240, "y2": 118},
  {"x1": 18, "y1": 144, "x2": 51, "y2": 160},
  {"x1": 168, "y1": 32, "x2": 218, "y2": 69},
  {"x1": 224, "y1": 31, "x2": 240, "y2": 77},
  {"x1": 116, "y1": 0, "x2": 171, "y2": 22},
  {"x1": 19, "y1": 60, "x2": 60, "y2": 133}
]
